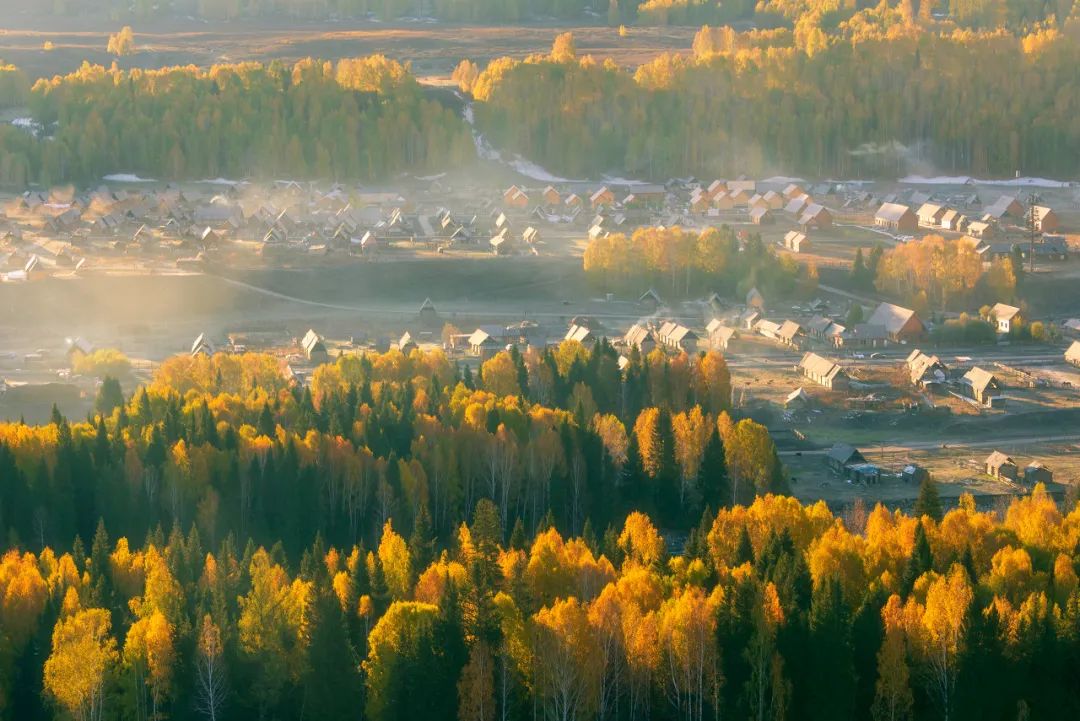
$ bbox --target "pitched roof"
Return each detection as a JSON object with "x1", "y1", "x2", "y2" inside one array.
[
  {"x1": 907, "y1": 350, "x2": 946, "y2": 382},
  {"x1": 867, "y1": 302, "x2": 920, "y2": 336},
  {"x1": 468, "y1": 328, "x2": 497, "y2": 346},
  {"x1": 785, "y1": 387, "x2": 810, "y2": 405},
  {"x1": 962, "y1": 366, "x2": 998, "y2": 394},
  {"x1": 984, "y1": 195, "x2": 1021, "y2": 218},
  {"x1": 301, "y1": 329, "x2": 324, "y2": 355},
  {"x1": 841, "y1": 323, "x2": 888, "y2": 341},
  {"x1": 875, "y1": 202, "x2": 913, "y2": 222},
  {"x1": 777, "y1": 320, "x2": 802, "y2": 341},
  {"x1": 990, "y1": 303, "x2": 1021, "y2": 322},
  {"x1": 1065, "y1": 341, "x2": 1080, "y2": 363},
  {"x1": 985, "y1": 450, "x2": 1015, "y2": 469},
  {"x1": 799, "y1": 352, "x2": 844, "y2": 380},
  {"x1": 625, "y1": 324, "x2": 653, "y2": 348},
  {"x1": 666, "y1": 324, "x2": 697, "y2": 343},
  {"x1": 826, "y1": 442, "x2": 864, "y2": 465},
  {"x1": 916, "y1": 202, "x2": 945, "y2": 220},
  {"x1": 1033, "y1": 205, "x2": 1056, "y2": 221},
  {"x1": 807, "y1": 315, "x2": 829, "y2": 334},
  {"x1": 565, "y1": 324, "x2": 593, "y2": 343}
]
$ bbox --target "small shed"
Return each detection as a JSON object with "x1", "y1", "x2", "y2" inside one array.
[
  {"x1": 826, "y1": 443, "x2": 866, "y2": 474},
  {"x1": 1023, "y1": 462, "x2": 1053, "y2": 485},
  {"x1": 985, "y1": 451, "x2": 1018, "y2": 482},
  {"x1": 639, "y1": 288, "x2": 663, "y2": 311},
  {"x1": 784, "y1": 387, "x2": 811, "y2": 408},
  {"x1": 419, "y1": 297, "x2": 438, "y2": 321}
]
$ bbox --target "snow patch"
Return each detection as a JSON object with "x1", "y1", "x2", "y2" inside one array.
[
  {"x1": 196, "y1": 178, "x2": 243, "y2": 186},
  {"x1": 103, "y1": 173, "x2": 156, "y2": 183},
  {"x1": 761, "y1": 176, "x2": 806, "y2": 185},
  {"x1": 900, "y1": 174, "x2": 1073, "y2": 188}
]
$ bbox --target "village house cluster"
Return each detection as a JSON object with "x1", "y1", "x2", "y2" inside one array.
[{"x1": 873, "y1": 192, "x2": 1068, "y2": 261}]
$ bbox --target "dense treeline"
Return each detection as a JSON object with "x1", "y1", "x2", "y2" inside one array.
[
  {"x1": 0, "y1": 342, "x2": 779, "y2": 562},
  {"x1": 584, "y1": 225, "x2": 815, "y2": 299},
  {"x1": 0, "y1": 56, "x2": 471, "y2": 186},
  {"x1": 874, "y1": 235, "x2": 1018, "y2": 311},
  {"x1": 465, "y1": 25, "x2": 1080, "y2": 179},
  {"x1": 5, "y1": 23, "x2": 1080, "y2": 184},
  {"x1": 5, "y1": 464, "x2": 1080, "y2": 720},
  {"x1": 4, "y1": 349, "x2": 1080, "y2": 720},
  {"x1": 0, "y1": 342, "x2": 775, "y2": 720}
]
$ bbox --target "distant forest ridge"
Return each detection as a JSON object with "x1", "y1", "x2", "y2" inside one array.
[
  {"x1": 16, "y1": 0, "x2": 1080, "y2": 28},
  {"x1": 2, "y1": 20, "x2": 1080, "y2": 184}
]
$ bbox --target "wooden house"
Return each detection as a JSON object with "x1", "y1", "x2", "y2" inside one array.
[
  {"x1": 784, "y1": 194, "x2": 810, "y2": 216},
  {"x1": 782, "y1": 183, "x2": 804, "y2": 199},
  {"x1": 983, "y1": 195, "x2": 1024, "y2": 221},
  {"x1": 906, "y1": 350, "x2": 947, "y2": 387},
  {"x1": 916, "y1": 203, "x2": 947, "y2": 228},
  {"x1": 656, "y1": 322, "x2": 699, "y2": 353},
  {"x1": 1066, "y1": 341, "x2": 1080, "y2": 367},
  {"x1": 1032, "y1": 206, "x2": 1059, "y2": 232},
  {"x1": 967, "y1": 221, "x2": 995, "y2": 239},
  {"x1": 301, "y1": 329, "x2": 330, "y2": 365},
  {"x1": 826, "y1": 443, "x2": 867, "y2": 474},
  {"x1": 624, "y1": 324, "x2": 656, "y2": 354},
  {"x1": 1024, "y1": 462, "x2": 1053, "y2": 485},
  {"x1": 989, "y1": 303, "x2": 1021, "y2": 333},
  {"x1": 590, "y1": 187, "x2": 615, "y2": 209},
  {"x1": 960, "y1": 367, "x2": 1002, "y2": 406},
  {"x1": 985, "y1": 451, "x2": 1018, "y2": 481},
  {"x1": 867, "y1": 302, "x2": 924, "y2": 341},
  {"x1": 712, "y1": 192, "x2": 735, "y2": 210},
  {"x1": 705, "y1": 319, "x2": 737, "y2": 351},
  {"x1": 798, "y1": 203, "x2": 832, "y2": 230},
  {"x1": 799, "y1": 352, "x2": 849, "y2": 389},
  {"x1": 749, "y1": 207, "x2": 774, "y2": 225},
  {"x1": 874, "y1": 203, "x2": 918, "y2": 233}
]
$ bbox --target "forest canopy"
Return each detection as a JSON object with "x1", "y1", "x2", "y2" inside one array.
[
  {"x1": 461, "y1": 24, "x2": 1080, "y2": 179},
  {"x1": 0, "y1": 56, "x2": 472, "y2": 186},
  {"x1": 4, "y1": 20, "x2": 1080, "y2": 184},
  {"x1": 2, "y1": 345, "x2": 1080, "y2": 721}
]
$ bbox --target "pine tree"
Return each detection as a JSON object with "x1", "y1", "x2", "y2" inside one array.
[
  {"x1": 914, "y1": 476, "x2": 942, "y2": 522},
  {"x1": 302, "y1": 585, "x2": 362, "y2": 720},
  {"x1": 700, "y1": 426, "x2": 729, "y2": 508},
  {"x1": 900, "y1": 520, "x2": 933, "y2": 596},
  {"x1": 807, "y1": 577, "x2": 855, "y2": 721},
  {"x1": 95, "y1": 376, "x2": 124, "y2": 417},
  {"x1": 736, "y1": 526, "x2": 755, "y2": 566},
  {"x1": 409, "y1": 503, "x2": 435, "y2": 572},
  {"x1": 257, "y1": 402, "x2": 275, "y2": 438},
  {"x1": 508, "y1": 518, "x2": 526, "y2": 550}
]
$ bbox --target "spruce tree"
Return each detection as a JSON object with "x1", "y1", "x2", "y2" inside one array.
[
  {"x1": 901, "y1": 520, "x2": 933, "y2": 596},
  {"x1": 915, "y1": 475, "x2": 943, "y2": 522}
]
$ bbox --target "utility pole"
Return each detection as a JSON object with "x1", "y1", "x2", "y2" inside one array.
[{"x1": 1027, "y1": 191, "x2": 1040, "y2": 274}]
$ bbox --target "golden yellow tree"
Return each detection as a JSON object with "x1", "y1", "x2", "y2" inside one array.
[
  {"x1": 658, "y1": 586, "x2": 721, "y2": 721},
  {"x1": 44, "y1": 608, "x2": 118, "y2": 721},
  {"x1": 532, "y1": 598, "x2": 600, "y2": 721},
  {"x1": 910, "y1": 564, "x2": 973, "y2": 721},
  {"x1": 377, "y1": 520, "x2": 414, "y2": 600},
  {"x1": 872, "y1": 594, "x2": 913, "y2": 721}
]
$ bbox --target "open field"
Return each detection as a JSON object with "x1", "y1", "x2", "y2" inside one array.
[
  {"x1": 784, "y1": 435, "x2": 1080, "y2": 510},
  {"x1": 0, "y1": 17, "x2": 698, "y2": 80}
]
